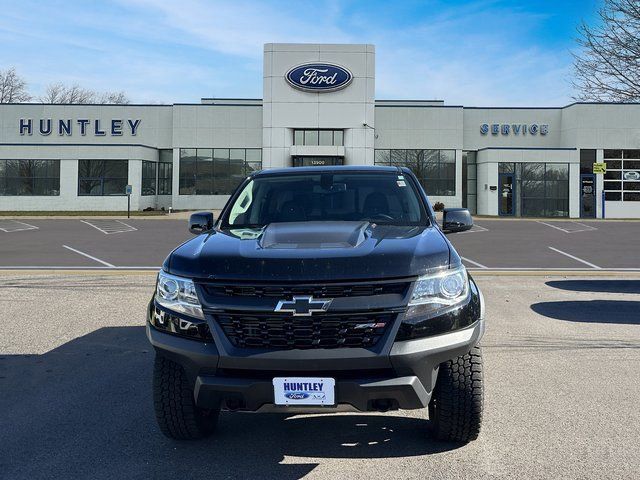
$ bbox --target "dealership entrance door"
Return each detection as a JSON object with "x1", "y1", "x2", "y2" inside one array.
[
  {"x1": 292, "y1": 156, "x2": 344, "y2": 167},
  {"x1": 498, "y1": 173, "x2": 515, "y2": 216},
  {"x1": 580, "y1": 174, "x2": 596, "y2": 218}
]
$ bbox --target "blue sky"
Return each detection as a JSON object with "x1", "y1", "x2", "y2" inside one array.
[{"x1": 0, "y1": 0, "x2": 600, "y2": 105}]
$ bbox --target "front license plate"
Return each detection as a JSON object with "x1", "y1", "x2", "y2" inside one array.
[{"x1": 273, "y1": 377, "x2": 335, "y2": 406}]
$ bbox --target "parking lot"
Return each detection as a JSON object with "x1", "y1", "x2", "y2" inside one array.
[
  {"x1": 1, "y1": 273, "x2": 638, "y2": 479},
  {"x1": 0, "y1": 217, "x2": 638, "y2": 271}
]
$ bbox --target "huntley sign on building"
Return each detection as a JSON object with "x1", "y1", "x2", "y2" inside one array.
[{"x1": 1, "y1": 43, "x2": 640, "y2": 218}]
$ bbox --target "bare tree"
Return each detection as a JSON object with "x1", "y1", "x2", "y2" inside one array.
[
  {"x1": 0, "y1": 67, "x2": 32, "y2": 103},
  {"x1": 573, "y1": 0, "x2": 640, "y2": 101},
  {"x1": 40, "y1": 82, "x2": 131, "y2": 104},
  {"x1": 96, "y1": 90, "x2": 130, "y2": 104}
]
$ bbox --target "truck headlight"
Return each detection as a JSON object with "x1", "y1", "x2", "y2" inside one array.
[
  {"x1": 408, "y1": 265, "x2": 469, "y2": 314},
  {"x1": 396, "y1": 266, "x2": 476, "y2": 341},
  {"x1": 155, "y1": 270, "x2": 204, "y2": 320}
]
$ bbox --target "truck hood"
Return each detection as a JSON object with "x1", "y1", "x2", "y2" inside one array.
[{"x1": 165, "y1": 221, "x2": 452, "y2": 282}]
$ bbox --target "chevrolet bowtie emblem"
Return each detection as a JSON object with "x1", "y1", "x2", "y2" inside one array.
[{"x1": 274, "y1": 296, "x2": 332, "y2": 316}]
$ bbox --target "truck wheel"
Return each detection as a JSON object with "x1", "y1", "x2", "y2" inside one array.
[
  {"x1": 153, "y1": 355, "x2": 219, "y2": 440},
  {"x1": 428, "y1": 345, "x2": 483, "y2": 443}
]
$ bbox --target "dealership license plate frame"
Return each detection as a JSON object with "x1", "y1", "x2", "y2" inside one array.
[{"x1": 272, "y1": 377, "x2": 336, "y2": 406}]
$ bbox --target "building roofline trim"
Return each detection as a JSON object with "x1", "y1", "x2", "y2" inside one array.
[
  {"x1": 374, "y1": 105, "x2": 464, "y2": 109},
  {"x1": 476, "y1": 147, "x2": 578, "y2": 151}
]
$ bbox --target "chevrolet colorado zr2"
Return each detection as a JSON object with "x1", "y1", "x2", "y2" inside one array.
[{"x1": 147, "y1": 166, "x2": 485, "y2": 443}]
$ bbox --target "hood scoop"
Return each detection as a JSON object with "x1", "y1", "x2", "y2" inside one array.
[{"x1": 260, "y1": 221, "x2": 369, "y2": 249}]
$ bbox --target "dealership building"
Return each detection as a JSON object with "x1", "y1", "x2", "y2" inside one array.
[{"x1": 1, "y1": 43, "x2": 640, "y2": 218}]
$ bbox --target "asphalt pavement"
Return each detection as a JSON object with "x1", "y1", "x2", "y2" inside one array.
[
  {"x1": 1, "y1": 273, "x2": 638, "y2": 479},
  {"x1": 0, "y1": 217, "x2": 639, "y2": 271}
]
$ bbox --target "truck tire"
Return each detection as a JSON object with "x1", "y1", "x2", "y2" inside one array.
[
  {"x1": 153, "y1": 355, "x2": 219, "y2": 440},
  {"x1": 428, "y1": 345, "x2": 483, "y2": 443}
]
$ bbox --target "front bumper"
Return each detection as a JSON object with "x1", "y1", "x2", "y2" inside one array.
[
  {"x1": 148, "y1": 275, "x2": 485, "y2": 412},
  {"x1": 147, "y1": 315, "x2": 484, "y2": 412}
]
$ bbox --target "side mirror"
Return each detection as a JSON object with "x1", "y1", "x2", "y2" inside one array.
[
  {"x1": 442, "y1": 208, "x2": 473, "y2": 233},
  {"x1": 189, "y1": 212, "x2": 214, "y2": 235}
]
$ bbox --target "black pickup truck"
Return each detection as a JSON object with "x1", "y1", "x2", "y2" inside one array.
[{"x1": 147, "y1": 166, "x2": 485, "y2": 443}]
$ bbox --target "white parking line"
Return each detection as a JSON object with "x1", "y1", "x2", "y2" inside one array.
[
  {"x1": 461, "y1": 256, "x2": 488, "y2": 269},
  {"x1": 536, "y1": 221, "x2": 597, "y2": 233},
  {"x1": 80, "y1": 219, "x2": 137, "y2": 234},
  {"x1": 548, "y1": 246, "x2": 601, "y2": 269},
  {"x1": 456, "y1": 224, "x2": 489, "y2": 235},
  {"x1": 62, "y1": 245, "x2": 116, "y2": 268},
  {"x1": 0, "y1": 220, "x2": 39, "y2": 233}
]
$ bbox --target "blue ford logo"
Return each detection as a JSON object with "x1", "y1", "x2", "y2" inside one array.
[
  {"x1": 285, "y1": 63, "x2": 353, "y2": 92},
  {"x1": 285, "y1": 392, "x2": 310, "y2": 400}
]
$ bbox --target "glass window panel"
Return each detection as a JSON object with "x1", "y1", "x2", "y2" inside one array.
[
  {"x1": 605, "y1": 160, "x2": 622, "y2": 169},
  {"x1": 294, "y1": 130, "x2": 304, "y2": 145},
  {"x1": 33, "y1": 178, "x2": 58, "y2": 196},
  {"x1": 319, "y1": 130, "x2": 333, "y2": 146},
  {"x1": 0, "y1": 160, "x2": 60, "y2": 196},
  {"x1": 623, "y1": 150, "x2": 640, "y2": 159},
  {"x1": 623, "y1": 192, "x2": 640, "y2": 201},
  {"x1": 521, "y1": 180, "x2": 544, "y2": 197},
  {"x1": 141, "y1": 161, "x2": 157, "y2": 196},
  {"x1": 103, "y1": 160, "x2": 128, "y2": 178},
  {"x1": 604, "y1": 181, "x2": 622, "y2": 191},
  {"x1": 545, "y1": 163, "x2": 568, "y2": 181},
  {"x1": 390, "y1": 150, "x2": 406, "y2": 166},
  {"x1": 213, "y1": 149, "x2": 230, "y2": 195},
  {"x1": 78, "y1": 160, "x2": 127, "y2": 196},
  {"x1": 103, "y1": 178, "x2": 127, "y2": 195},
  {"x1": 158, "y1": 162, "x2": 173, "y2": 195},
  {"x1": 522, "y1": 163, "x2": 545, "y2": 180},
  {"x1": 405, "y1": 150, "x2": 420, "y2": 171},
  {"x1": 440, "y1": 150, "x2": 456, "y2": 163},
  {"x1": 624, "y1": 160, "x2": 640, "y2": 169},
  {"x1": 177, "y1": 148, "x2": 261, "y2": 195},
  {"x1": 230, "y1": 149, "x2": 245, "y2": 162},
  {"x1": 333, "y1": 130, "x2": 344, "y2": 146},
  {"x1": 604, "y1": 170, "x2": 621, "y2": 180},
  {"x1": 521, "y1": 198, "x2": 545, "y2": 217},
  {"x1": 545, "y1": 198, "x2": 569, "y2": 217},
  {"x1": 79, "y1": 179, "x2": 102, "y2": 196},
  {"x1": 159, "y1": 149, "x2": 173, "y2": 163},
  {"x1": 605, "y1": 191, "x2": 622, "y2": 201},
  {"x1": 246, "y1": 149, "x2": 262, "y2": 162},
  {"x1": 604, "y1": 149, "x2": 622, "y2": 159},
  {"x1": 304, "y1": 130, "x2": 319, "y2": 146},
  {"x1": 463, "y1": 151, "x2": 477, "y2": 164},
  {"x1": 374, "y1": 150, "x2": 390, "y2": 165},
  {"x1": 624, "y1": 181, "x2": 640, "y2": 191},
  {"x1": 499, "y1": 162, "x2": 514, "y2": 173}
]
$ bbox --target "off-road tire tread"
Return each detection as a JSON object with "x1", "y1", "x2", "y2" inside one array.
[
  {"x1": 429, "y1": 345, "x2": 484, "y2": 443},
  {"x1": 153, "y1": 355, "x2": 218, "y2": 440}
]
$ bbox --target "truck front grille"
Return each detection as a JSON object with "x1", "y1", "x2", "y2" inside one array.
[
  {"x1": 215, "y1": 311, "x2": 396, "y2": 350},
  {"x1": 202, "y1": 281, "x2": 409, "y2": 299}
]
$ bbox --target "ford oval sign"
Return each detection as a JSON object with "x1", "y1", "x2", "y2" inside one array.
[
  {"x1": 623, "y1": 171, "x2": 640, "y2": 181},
  {"x1": 285, "y1": 392, "x2": 310, "y2": 400},
  {"x1": 285, "y1": 63, "x2": 353, "y2": 92}
]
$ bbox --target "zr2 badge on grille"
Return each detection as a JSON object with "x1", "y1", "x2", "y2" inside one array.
[{"x1": 274, "y1": 296, "x2": 332, "y2": 316}]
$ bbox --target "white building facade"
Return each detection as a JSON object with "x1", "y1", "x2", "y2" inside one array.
[{"x1": 1, "y1": 43, "x2": 639, "y2": 218}]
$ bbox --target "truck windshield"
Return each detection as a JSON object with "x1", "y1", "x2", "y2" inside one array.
[{"x1": 222, "y1": 171, "x2": 429, "y2": 228}]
